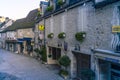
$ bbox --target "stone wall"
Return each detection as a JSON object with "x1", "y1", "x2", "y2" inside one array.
[{"x1": 38, "y1": 1, "x2": 120, "y2": 78}]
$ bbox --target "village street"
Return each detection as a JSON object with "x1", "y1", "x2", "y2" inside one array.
[{"x1": 0, "y1": 49, "x2": 63, "y2": 80}]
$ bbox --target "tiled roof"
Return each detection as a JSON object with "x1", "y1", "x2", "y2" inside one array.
[{"x1": 5, "y1": 9, "x2": 38, "y2": 32}]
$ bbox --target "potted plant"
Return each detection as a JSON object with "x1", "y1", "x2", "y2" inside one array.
[
  {"x1": 46, "y1": 6, "x2": 53, "y2": 12},
  {"x1": 47, "y1": 33, "x2": 54, "y2": 38},
  {"x1": 58, "y1": 32, "x2": 66, "y2": 39},
  {"x1": 34, "y1": 48, "x2": 42, "y2": 60},
  {"x1": 75, "y1": 32, "x2": 86, "y2": 42},
  {"x1": 57, "y1": 0, "x2": 64, "y2": 6},
  {"x1": 58, "y1": 55, "x2": 71, "y2": 68},
  {"x1": 58, "y1": 55, "x2": 71, "y2": 79},
  {"x1": 48, "y1": 54, "x2": 52, "y2": 58},
  {"x1": 41, "y1": 47, "x2": 47, "y2": 63},
  {"x1": 59, "y1": 69, "x2": 69, "y2": 79}
]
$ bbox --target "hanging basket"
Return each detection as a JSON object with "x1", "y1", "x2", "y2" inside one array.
[
  {"x1": 75, "y1": 32, "x2": 86, "y2": 42},
  {"x1": 47, "y1": 33, "x2": 54, "y2": 38},
  {"x1": 58, "y1": 32, "x2": 66, "y2": 39}
]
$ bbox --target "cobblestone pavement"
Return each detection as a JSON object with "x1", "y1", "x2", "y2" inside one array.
[{"x1": 0, "y1": 49, "x2": 64, "y2": 80}]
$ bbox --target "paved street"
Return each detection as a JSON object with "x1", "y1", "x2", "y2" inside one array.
[{"x1": 0, "y1": 49, "x2": 63, "y2": 80}]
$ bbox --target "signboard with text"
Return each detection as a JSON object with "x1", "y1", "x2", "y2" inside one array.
[
  {"x1": 38, "y1": 25, "x2": 44, "y2": 31},
  {"x1": 112, "y1": 26, "x2": 120, "y2": 33}
]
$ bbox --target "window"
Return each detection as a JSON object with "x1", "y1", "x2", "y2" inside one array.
[{"x1": 49, "y1": 47, "x2": 61, "y2": 60}]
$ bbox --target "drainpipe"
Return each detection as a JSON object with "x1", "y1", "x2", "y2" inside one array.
[{"x1": 43, "y1": 19, "x2": 46, "y2": 47}]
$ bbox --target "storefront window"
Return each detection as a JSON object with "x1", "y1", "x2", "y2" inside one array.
[
  {"x1": 111, "y1": 64, "x2": 120, "y2": 80},
  {"x1": 98, "y1": 59, "x2": 111, "y2": 80},
  {"x1": 49, "y1": 47, "x2": 61, "y2": 60}
]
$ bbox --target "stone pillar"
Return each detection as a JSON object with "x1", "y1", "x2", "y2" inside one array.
[{"x1": 23, "y1": 41, "x2": 27, "y2": 55}]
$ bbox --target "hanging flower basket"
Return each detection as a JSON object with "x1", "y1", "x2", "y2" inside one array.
[
  {"x1": 75, "y1": 32, "x2": 86, "y2": 42},
  {"x1": 47, "y1": 33, "x2": 54, "y2": 38},
  {"x1": 58, "y1": 32, "x2": 66, "y2": 39},
  {"x1": 57, "y1": 0, "x2": 64, "y2": 6}
]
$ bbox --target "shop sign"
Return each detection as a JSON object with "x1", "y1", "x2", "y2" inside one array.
[
  {"x1": 112, "y1": 26, "x2": 120, "y2": 33},
  {"x1": 38, "y1": 25, "x2": 44, "y2": 31},
  {"x1": 39, "y1": 34, "x2": 44, "y2": 40}
]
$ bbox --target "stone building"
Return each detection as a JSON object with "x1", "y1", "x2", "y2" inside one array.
[
  {"x1": 0, "y1": 9, "x2": 38, "y2": 56},
  {"x1": 36, "y1": 0, "x2": 120, "y2": 79},
  {"x1": 10, "y1": 9, "x2": 38, "y2": 55},
  {"x1": 0, "y1": 18, "x2": 14, "y2": 48}
]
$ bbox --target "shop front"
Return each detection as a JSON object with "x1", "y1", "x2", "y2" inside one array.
[
  {"x1": 5, "y1": 40, "x2": 17, "y2": 52},
  {"x1": 17, "y1": 38, "x2": 24, "y2": 54},
  {"x1": 47, "y1": 46, "x2": 61, "y2": 64},
  {"x1": 93, "y1": 49, "x2": 120, "y2": 80},
  {"x1": 17, "y1": 38, "x2": 33, "y2": 55},
  {"x1": 23, "y1": 37, "x2": 33, "y2": 55},
  {"x1": 72, "y1": 50, "x2": 91, "y2": 80}
]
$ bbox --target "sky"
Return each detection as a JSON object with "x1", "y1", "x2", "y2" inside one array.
[{"x1": 0, "y1": 0, "x2": 45, "y2": 20}]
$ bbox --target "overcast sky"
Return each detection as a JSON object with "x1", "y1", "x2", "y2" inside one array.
[{"x1": 0, "y1": 0, "x2": 45, "y2": 20}]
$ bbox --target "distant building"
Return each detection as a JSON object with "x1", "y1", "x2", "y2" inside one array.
[
  {"x1": 0, "y1": 16, "x2": 6, "y2": 23},
  {"x1": 40, "y1": 1, "x2": 49, "y2": 15},
  {"x1": 3, "y1": 9, "x2": 38, "y2": 55},
  {"x1": 0, "y1": 17, "x2": 14, "y2": 48}
]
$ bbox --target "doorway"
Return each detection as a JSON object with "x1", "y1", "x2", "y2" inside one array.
[{"x1": 76, "y1": 53, "x2": 91, "y2": 79}]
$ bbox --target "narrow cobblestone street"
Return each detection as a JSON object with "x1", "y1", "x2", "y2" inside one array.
[{"x1": 0, "y1": 49, "x2": 64, "y2": 80}]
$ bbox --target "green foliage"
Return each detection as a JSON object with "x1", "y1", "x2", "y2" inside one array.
[
  {"x1": 34, "y1": 48, "x2": 39, "y2": 53},
  {"x1": 48, "y1": 54, "x2": 52, "y2": 58},
  {"x1": 47, "y1": 33, "x2": 54, "y2": 38},
  {"x1": 81, "y1": 69, "x2": 95, "y2": 80},
  {"x1": 37, "y1": 11, "x2": 41, "y2": 17},
  {"x1": 57, "y1": 0, "x2": 64, "y2": 6},
  {"x1": 41, "y1": 47, "x2": 47, "y2": 62},
  {"x1": 75, "y1": 32, "x2": 86, "y2": 42},
  {"x1": 58, "y1": 32, "x2": 66, "y2": 39},
  {"x1": 59, "y1": 55, "x2": 71, "y2": 67},
  {"x1": 34, "y1": 48, "x2": 42, "y2": 56},
  {"x1": 46, "y1": 6, "x2": 53, "y2": 12},
  {"x1": 59, "y1": 69, "x2": 68, "y2": 76}
]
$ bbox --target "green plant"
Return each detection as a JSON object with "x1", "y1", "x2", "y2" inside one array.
[
  {"x1": 34, "y1": 48, "x2": 42, "y2": 56},
  {"x1": 41, "y1": 47, "x2": 47, "y2": 62},
  {"x1": 48, "y1": 54, "x2": 52, "y2": 58},
  {"x1": 34, "y1": 48, "x2": 39, "y2": 53},
  {"x1": 75, "y1": 32, "x2": 86, "y2": 42},
  {"x1": 81, "y1": 69, "x2": 95, "y2": 80},
  {"x1": 58, "y1": 32, "x2": 66, "y2": 39},
  {"x1": 47, "y1": 33, "x2": 54, "y2": 38},
  {"x1": 59, "y1": 69, "x2": 68, "y2": 76},
  {"x1": 37, "y1": 11, "x2": 41, "y2": 17},
  {"x1": 46, "y1": 6, "x2": 53, "y2": 12},
  {"x1": 57, "y1": 0, "x2": 64, "y2": 6},
  {"x1": 59, "y1": 55, "x2": 71, "y2": 68}
]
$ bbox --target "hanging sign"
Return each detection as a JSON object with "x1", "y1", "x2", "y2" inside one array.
[
  {"x1": 38, "y1": 25, "x2": 44, "y2": 31},
  {"x1": 112, "y1": 26, "x2": 120, "y2": 33}
]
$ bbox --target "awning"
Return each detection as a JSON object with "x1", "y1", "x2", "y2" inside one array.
[
  {"x1": 17, "y1": 38, "x2": 24, "y2": 43},
  {"x1": 93, "y1": 49, "x2": 120, "y2": 63},
  {"x1": 17, "y1": 38, "x2": 24, "y2": 41},
  {"x1": 23, "y1": 37, "x2": 32, "y2": 41},
  {"x1": 17, "y1": 41, "x2": 23, "y2": 43}
]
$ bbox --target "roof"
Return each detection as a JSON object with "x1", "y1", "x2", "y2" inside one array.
[{"x1": 4, "y1": 9, "x2": 38, "y2": 32}]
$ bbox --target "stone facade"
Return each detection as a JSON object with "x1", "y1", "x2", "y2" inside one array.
[
  {"x1": 16, "y1": 28, "x2": 34, "y2": 55},
  {"x1": 36, "y1": 0, "x2": 120, "y2": 79}
]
